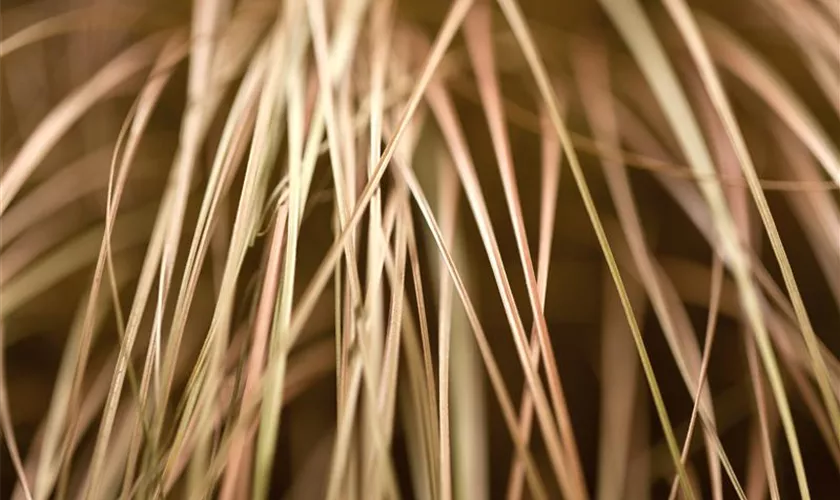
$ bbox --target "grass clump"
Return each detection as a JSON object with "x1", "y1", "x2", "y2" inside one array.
[{"x1": 1, "y1": 0, "x2": 838, "y2": 498}]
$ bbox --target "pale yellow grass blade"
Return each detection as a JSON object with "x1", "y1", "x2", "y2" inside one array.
[
  {"x1": 148, "y1": 13, "x2": 271, "y2": 478},
  {"x1": 154, "y1": 36, "x2": 269, "y2": 464},
  {"x1": 153, "y1": 42, "x2": 266, "y2": 480},
  {"x1": 433, "y1": 151, "x2": 458, "y2": 500},
  {"x1": 364, "y1": 0, "x2": 393, "y2": 408}
]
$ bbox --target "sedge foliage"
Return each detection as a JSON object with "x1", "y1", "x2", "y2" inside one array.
[{"x1": 1, "y1": 0, "x2": 838, "y2": 498}]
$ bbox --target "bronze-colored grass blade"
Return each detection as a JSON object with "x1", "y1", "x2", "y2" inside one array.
[
  {"x1": 425, "y1": 75, "x2": 574, "y2": 497},
  {"x1": 394, "y1": 139, "x2": 549, "y2": 500},
  {"x1": 505, "y1": 105, "x2": 564, "y2": 500},
  {"x1": 463, "y1": 7, "x2": 587, "y2": 498},
  {"x1": 496, "y1": 0, "x2": 696, "y2": 496},
  {"x1": 745, "y1": 333, "x2": 782, "y2": 500}
]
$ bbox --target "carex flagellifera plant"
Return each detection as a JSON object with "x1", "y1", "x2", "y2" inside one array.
[{"x1": 1, "y1": 0, "x2": 839, "y2": 498}]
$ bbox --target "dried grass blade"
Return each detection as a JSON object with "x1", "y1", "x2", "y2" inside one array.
[
  {"x1": 368, "y1": 201, "x2": 410, "y2": 496},
  {"x1": 394, "y1": 150, "x2": 549, "y2": 500},
  {"x1": 745, "y1": 337, "x2": 782, "y2": 500},
  {"x1": 63, "y1": 32, "x2": 189, "y2": 500},
  {"x1": 25, "y1": 261, "x2": 134, "y2": 499},
  {"x1": 572, "y1": 34, "x2": 737, "y2": 500},
  {"x1": 0, "y1": 147, "x2": 144, "y2": 249},
  {"x1": 506, "y1": 104, "x2": 565, "y2": 500},
  {"x1": 664, "y1": 0, "x2": 840, "y2": 465},
  {"x1": 462, "y1": 8, "x2": 587, "y2": 498},
  {"x1": 282, "y1": 0, "x2": 475, "y2": 364},
  {"x1": 150, "y1": 9, "x2": 270, "y2": 473},
  {"x1": 615, "y1": 100, "x2": 838, "y2": 385},
  {"x1": 435, "y1": 149, "x2": 459, "y2": 500},
  {"x1": 383, "y1": 115, "x2": 441, "y2": 497},
  {"x1": 495, "y1": 0, "x2": 694, "y2": 496},
  {"x1": 666, "y1": 258, "x2": 728, "y2": 500},
  {"x1": 405, "y1": 208, "x2": 441, "y2": 499},
  {"x1": 427, "y1": 77, "x2": 572, "y2": 496},
  {"x1": 324, "y1": 356, "x2": 364, "y2": 500},
  {"x1": 595, "y1": 269, "x2": 645, "y2": 500},
  {"x1": 217, "y1": 205, "x2": 287, "y2": 500},
  {"x1": 596, "y1": 1, "x2": 812, "y2": 496},
  {"x1": 253, "y1": 5, "x2": 310, "y2": 492}
]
